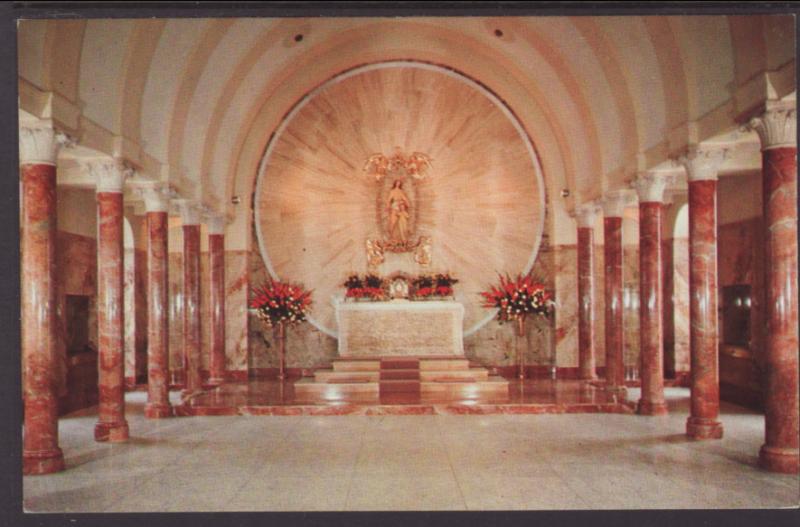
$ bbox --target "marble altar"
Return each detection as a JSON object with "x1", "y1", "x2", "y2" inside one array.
[{"x1": 336, "y1": 300, "x2": 464, "y2": 357}]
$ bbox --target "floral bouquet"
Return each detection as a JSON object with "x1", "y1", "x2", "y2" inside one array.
[
  {"x1": 434, "y1": 273, "x2": 458, "y2": 297},
  {"x1": 480, "y1": 273, "x2": 552, "y2": 322},
  {"x1": 411, "y1": 273, "x2": 458, "y2": 299},
  {"x1": 249, "y1": 280, "x2": 312, "y2": 327},
  {"x1": 344, "y1": 274, "x2": 386, "y2": 300}
]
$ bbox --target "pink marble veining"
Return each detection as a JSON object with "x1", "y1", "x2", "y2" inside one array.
[
  {"x1": 94, "y1": 191, "x2": 129, "y2": 442},
  {"x1": 123, "y1": 248, "x2": 147, "y2": 386},
  {"x1": 208, "y1": 234, "x2": 226, "y2": 384},
  {"x1": 662, "y1": 235, "x2": 676, "y2": 377},
  {"x1": 226, "y1": 251, "x2": 249, "y2": 373},
  {"x1": 22, "y1": 163, "x2": 65, "y2": 475},
  {"x1": 637, "y1": 202, "x2": 668, "y2": 416},
  {"x1": 759, "y1": 147, "x2": 799, "y2": 473},
  {"x1": 622, "y1": 245, "x2": 641, "y2": 377},
  {"x1": 577, "y1": 228, "x2": 596, "y2": 380},
  {"x1": 54, "y1": 231, "x2": 97, "y2": 400},
  {"x1": 686, "y1": 180, "x2": 723, "y2": 439},
  {"x1": 554, "y1": 245, "x2": 579, "y2": 369},
  {"x1": 603, "y1": 217, "x2": 625, "y2": 392},
  {"x1": 144, "y1": 212, "x2": 172, "y2": 418},
  {"x1": 123, "y1": 248, "x2": 136, "y2": 385},
  {"x1": 134, "y1": 249, "x2": 148, "y2": 381},
  {"x1": 672, "y1": 238, "x2": 691, "y2": 374},
  {"x1": 182, "y1": 224, "x2": 202, "y2": 394},
  {"x1": 168, "y1": 253, "x2": 184, "y2": 385}
]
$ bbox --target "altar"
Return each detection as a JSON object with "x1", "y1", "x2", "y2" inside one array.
[{"x1": 336, "y1": 300, "x2": 465, "y2": 357}]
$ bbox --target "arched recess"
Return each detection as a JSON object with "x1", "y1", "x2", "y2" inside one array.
[
  {"x1": 223, "y1": 19, "x2": 582, "y2": 228},
  {"x1": 253, "y1": 60, "x2": 548, "y2": 338}
]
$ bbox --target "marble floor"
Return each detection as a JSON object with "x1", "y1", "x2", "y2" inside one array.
[{"x1": 23, "y1": 387, "x2": 799, "y2": 512}]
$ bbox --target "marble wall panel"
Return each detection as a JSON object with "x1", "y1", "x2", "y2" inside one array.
[
  {"x1": 124, "y1": 249, "x2": 135, "y2": 381},
  {"x1": 168, "y1": 253, "x2": 184, "y2": 383},
  {"x1": 672, "y1": 237, "x2": 690, "y2": 373},
  {"x1": 200, "y1": 255, "x2": 210, "y2": 371},
  {"x1": 123, "y1": 249, "x2": 148, "y2": 383},
  {"x1": 593, "y1": 244, "x2": 606, "y2": 368},
  {"x1": 622, "y1": 245, "x2": 641, "y2": 376},
  {"x1": 225, "y1": 250, "x2": 249, "y2": 372},
  {"x1": 554, "y1": 244, "x2": 578, "y2": 368},
  {"x1": 718, "y1": 218, "x2": 765, "y2": 366},
  {"x1": 55, "y1": 231, "x2": 98, "y2": 397}
]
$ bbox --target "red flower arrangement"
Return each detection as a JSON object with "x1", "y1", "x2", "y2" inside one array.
[
  {"x1": 412, "y1": 273, "x2": 458, "y2": 299},
  {"x1": 343, "y1": 274, "x2": 386, "y2": 301},
  {"x1": 249, "y1": 280, "x2": 312, "y2": 327},
  {"x1": 480, "y1": 273, "x2": 552, "y2": 322}
]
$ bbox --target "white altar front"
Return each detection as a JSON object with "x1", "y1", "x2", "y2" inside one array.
[{"x1": 335, "y1": 300, "x2": 465, "y2": 357}]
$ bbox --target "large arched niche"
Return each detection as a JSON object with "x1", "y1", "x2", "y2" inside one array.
[{"x1": 255, "y1": 61, "x2": 546, "y2": 338}]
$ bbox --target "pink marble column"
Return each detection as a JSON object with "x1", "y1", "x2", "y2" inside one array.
[
  {"x1": 681, "y1": 147, "x2": 727, "y2": 440},
  {"x1": 207, "y1": 215, "x2": 226, "y2": 385},
  {"x1": 20, "y1": 126, "x2": 65, "y2": 475},
  {"x1": 143, "y1": 188, "x2": 172, "y2": 418},
  {"x1": 180, "y1": 203, "x2": 202, "y2": 394},
  {"x1": 634, "y1": 172, "x2": 670, "y2": 416},
  {"x1": 576, "y1": 205, "x2": 598, "y2": 380},
  {"x1": 91, "y1": 160, "x2": 130, "y2": 442},
  {"x1": 602, "y1": 194, "x2": 626, "y2": 393},
  {"x1": 750, "y1": 106, "x2": 799, "y2": 473}
]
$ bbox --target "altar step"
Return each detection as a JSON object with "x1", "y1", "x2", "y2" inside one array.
[
  {"x1": 294, "y1": 356, "x2": 509, "y2": 401},
  {"x1": 331, "y1": 357, "x2": 471, "y2": 372}
]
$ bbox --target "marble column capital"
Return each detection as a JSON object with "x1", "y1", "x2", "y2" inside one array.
[
  {"x1": 174, "y1": 199, "x2": 202, "y2": 225},
  {"x1": 748, "y1": 104, "x2": 797, "y2": 151},
  {"x1": 205, "y1": 212, "x2": 226, "y2": 235},
  {"x1": 678, "y1": 146, "x2": 729, "y2": 182},
  {"x1": 139, "y1": 185, "x2": 171, "y2": 213},
  {"x1": 87, "y1": 158, "x2": 133, "y2": 193},
  {"x1": 19, "y1": 125, "x2": 71, "y2": 166},
  {"x1": 574, "y1": 202, "x2": 601, "y2": 228},
  {"x1": 601, "y1": 191, "x2": 632, "y2": 218},
  {"x1": 632, "y1": 171, "x2": 673, "y2": 203}
]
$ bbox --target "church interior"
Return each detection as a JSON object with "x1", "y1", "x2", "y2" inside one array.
[{"x1": 17, "y1": 13, "x2": 799, "y2": 512}]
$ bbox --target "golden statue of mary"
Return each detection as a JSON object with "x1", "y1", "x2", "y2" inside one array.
[{"x1": 386, "y1": 179, "x2": 411, "y2": 242}]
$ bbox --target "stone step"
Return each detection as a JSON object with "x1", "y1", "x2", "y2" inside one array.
[
  {"x1": 421, "y1": 368, "x2": 488, "y2": 381},
  {"x1": 314, "y1": 368, "x2": 488, "y2": 383},
  {"x1": 332, "y1": 357, "x2": 470, "y2": 372},
  {"x1": 380, "y1": 369, "x2": 420, "y2": 380},
  {"x1": 332, "y1": 360, "x2": 381, "y2": 372},
  {"x1": 420, "y1": 377, "x2": 509, "y2": 397},
  {"x1": 419, "y1": 359, "x2": 471, "y2": 371},
  {"x1": 293, "y1": 378, "x2": 378, "y2": 398},
  {"x1": 381, "y1": 358, "x2": 420, "y2": 370},
  {"x1": 315, "y1": 371, "x2": 380, "y2": 382},
  {"x1": 379, "y1": 379, "x2": 421, "y2": 394}
]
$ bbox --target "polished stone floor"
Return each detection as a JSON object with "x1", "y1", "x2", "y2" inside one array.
[{"x1": 23, "y1": 387, "x2": 799, "y2": 512}]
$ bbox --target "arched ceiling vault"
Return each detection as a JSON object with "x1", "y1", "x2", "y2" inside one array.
[{"x1": 18, "y1": 15, "x2": 796, "y2": 242}]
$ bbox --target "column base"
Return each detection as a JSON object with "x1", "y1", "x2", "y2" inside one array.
[
  {"x1": 144, "y1": 403, "x2": 173, "y2": 419},
  {"x1": 637, "y1": 399, "x2": 668, "y2": 416},
  {"x1": 759, "y1": 444, "x2": 800, "y2": 474},
  {"x1": 686, "y1": 416, "x2": 723, "y2": 440},
  {"x1": 94, "y1": 420, "x2": 130, "y2": 442},
  {"x1": 23, "y1": 448, "x2": 65, "y2": 475},
  {"x1": 206, "y1": 376, "x2": 225, "y2": 386}
]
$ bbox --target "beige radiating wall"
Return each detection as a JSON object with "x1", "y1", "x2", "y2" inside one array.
[{"x1": 255, "y1": 64, "x2": 545, "y2": 336}]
